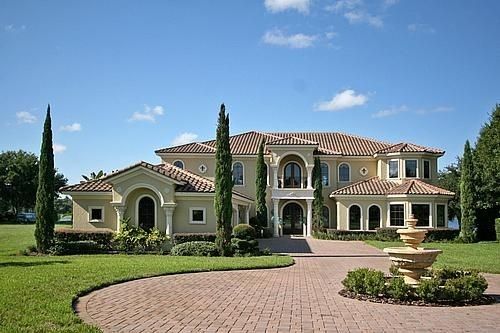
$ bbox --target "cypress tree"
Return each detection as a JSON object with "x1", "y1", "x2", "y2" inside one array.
[
  {"x1": 35, "y1": 105, "x2": 56, "y2": 253},
  {"x1": 214, "y1": 104, "x2": 233, "y2": 256},
  {"x1": 255, "y1": 139, "x2": 267, "y2": 228},
  {"x1": 312, "y1": 157, "x2": 324, "y2": 232},
  {"x1": 459, "y1": 140, "x2": 477, "y2": 243}
]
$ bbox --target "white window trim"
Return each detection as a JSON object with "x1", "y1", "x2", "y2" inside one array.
[
  {"x1": 411, "y1": 202, "x2": 432, "y2": 228},
  {"x1": 404, "y1": 159, "x2": 419, "y2": 178},
  {"x1": 423, "y1": 159, "x2": 431, "y2": 179},
  {"x1": 173, "y1": 160, "x2": 185, "y2": 169},
  {"x1": 387, "y1": 202, "x2": 405, "y2": 227},
  {"x1": 388, "y1": 159, "x2": 399, "y2": 179},
  {"x1": 88, "y1": 206, "x2": 104, "y2": 223},
  {"x1": 338, "y1": 162, "x2": 351, "y2": 183},
  {"x1": 189, "y1": 207, "x2": 206, "y2": 225},
  {"x1": 135, "y1": 194, "x2": 157, "y2": 229},
  {"x1": 266, "y1": 163, "x2": 270, "y2": 187},
  {"x1": 367, "y1": 204, "x2": 382, "y2": 230},
  {"x1": 321, "y1": 162, "x2": 330, "y2": 187},
  {"x1": 436, "y1": 204, "x2": 447, "y2": 228},
  {"x1": 232, "y1": 161, "x2": 245, "y2": 186},
  {"x1": 347, "y1": 203, "x2": 363, "y2": 231}
]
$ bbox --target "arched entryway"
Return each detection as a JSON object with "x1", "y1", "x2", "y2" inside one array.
[
  {"x1": 368, "y1": 205, "x2": 381, "y2": 230},
  {"x1": 138, "y1": 196, "x2": 155, "y2": 231},
  {"x1": 284, "y1": 162, "x2": 302, "y2": 188},
  {"x1": 282, "y1": 202, "x2": 304, "y2": 235},
  {"x1": 348, "y1": 205, "x2": 361, "y2": 230}
]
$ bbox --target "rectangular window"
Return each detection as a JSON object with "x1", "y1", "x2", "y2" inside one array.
[
  {"x1": 412, "y1": 204, "x2": 430, "y2": 227},
  {"x1": 390, "y1": 204, "x2": 404, "y2": 226},
  {"x1": 388, "y1": 160, "x2": 399, "y2": 178},
  {"x1": 423, "y1": 160, "x2": 430, "y2": 179},
  {"x1": 437, "y1": 204, "x2": 446, "y2": 227},
  {"x1": 405, "y1": 160, "x2": 417, "y2": 178},
  {"x1": 189, "y1": 208, "x2": 206, "y2": 224},
  {"x1": 89, "y1": 206, "x2": 104, "y2": 222}
]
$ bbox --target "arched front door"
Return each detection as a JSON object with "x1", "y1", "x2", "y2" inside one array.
[
  {"x1": 282, "y1": 202, "x2": 303, "y2": 235},
  {"x1": 138, "y1": 196, "x2": 155, "y2": 231},
  {"x1": 284, "y1": 162, "x2": 302, "y2": 188}
]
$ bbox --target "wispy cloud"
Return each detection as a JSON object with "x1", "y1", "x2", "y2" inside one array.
[
  {"x1": 382, "y1": 0, "x2": 399, "y2": 8},
  {"x1": 344, "y1": 11, "x2": 383, "y2": 28},
  {"x1": 53, "y1": 143, "x2": 67, "y2": 154},
  {"x1": 408, "y1": 23, "x2": 436, "y2": 34},
  {"x1": 264, "y1": 0, "x2": 311, "y2": 14},
  {"x1": 60, "y1": 123, "x2": 82, "y2": 132},
  {"x1": 171, "y1": 132, "x2": 198, "y2": 146},
  {"x1": 4, "y1": 24, "x2": 26, "y2": 32},
  {"x1": 262, "y1": 29, "x2": 317, "y2": 49},
  {"x1": 128, "y1": 105, "x2": 165, "y2": 122},
  {"x1": 326, "y1": 0, "x2": 384, "y2": 28},
  {"x1": 325, "y1": 0, "x2": 362, "y2": 13},
  {"x1": 315, "y1": 89, "x2": 368, "y2": 111},
  {"x1": 415, "y1": 106, "x2": 453, "y2": 115},
  {"x1": 372, "y1": 105, "x2": 408, "y2": 118},
  {"x1": 16, "y1": 111, "x2": 37, "y2": 124}
]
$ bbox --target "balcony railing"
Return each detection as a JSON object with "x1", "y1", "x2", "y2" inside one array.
[{"x1": 277, "y1": 177, "x2": 308, "y2": 189}]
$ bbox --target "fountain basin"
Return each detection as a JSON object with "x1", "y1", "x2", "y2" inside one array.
[{"x1": 384, "y1": 247, "x2": 442, "y2": 285}]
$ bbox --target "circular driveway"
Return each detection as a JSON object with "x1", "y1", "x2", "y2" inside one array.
[{"x1": 76, "y1": 238, "x2": 500, "y2": 332}]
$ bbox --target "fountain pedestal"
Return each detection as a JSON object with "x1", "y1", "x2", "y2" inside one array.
[{"x1": 383, "y1": 215, "x2": 442, "y2": 285}]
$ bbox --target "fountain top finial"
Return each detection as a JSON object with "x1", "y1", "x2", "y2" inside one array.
[{"x1": 406, "y1": 214, "x2": 418, "y2": 229}]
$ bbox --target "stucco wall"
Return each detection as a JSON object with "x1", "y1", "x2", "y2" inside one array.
[
  {"x1": 72, "y1": 194, "x2": 115, "y2": 230},
  {"x1": 173, "y1": 198, "x2": 217, "y2": 233}
]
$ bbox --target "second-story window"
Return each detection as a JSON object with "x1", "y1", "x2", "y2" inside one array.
[
  {"x1": 423, "y1": 160, "x2": 430, "y2": 179},
  {"x1": 284, "y1": 162, "x2": 301, "y2": 188},
  {"x1": 388, "y1": 160, "x2": 399, "y2": 178},
  {"x1": 338, "y1": 163, "x2": 350, "y2": 182},
  {"x1": 232, "y1": 162, "x2": 244, "y2": 186},
  {"x1": 405, "y1": 160, "x2": 417, "y2": 178},
  {"x1": 321, "y1": 162, "x2": 329, "y2": 186},
  {"x1": 173, "y1": 160, "x2": 184, "y2": 169}
]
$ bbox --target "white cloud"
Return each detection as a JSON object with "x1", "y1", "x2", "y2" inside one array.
[
  {"x1": 262, "y1": 29, "x2": 317, "y2": 49},
  {"x1": 408, "y1": 23, "x2": 436, "y2": 34},
  {"x1": 372, "y1": 105, "x2": 408, "y2": 118},
  {"x1": 325, "y1": 0, "x2": 362, "y2": 13},
  {"x1": 415, "y1": 106, "x2": 453, "y2": 115},
  {"x1": 326, "y1": 1, "x2": 384, "y2": 28},
  {"x1": 315, "y1": 89, "x2": 368, "y2": 111},
  {"x1": 264, "y1": 0, "x2": 311, "y2": 14},
  {"x1": 53, "y1": 143, "x2": 67, "y2": 154},
  {"x1": 325, "y1": 31, "x2": 338, "y2": 39},
  {"x1": 60, "y1": 123, "x2": 82, "y2": 132},
  {"x1": 128, "y1": 105, "x2": 164, "y2": 122},
  {"x1": 4, "y1": 24, "x2": 26, "y2": 32},
  {"x1": 344, "y1": 11, "x2": 383, "y2": 27},
  {"x1": 171, "y1": 132, "x2": 198, "y2": 146},
  {"x1": 16, "y1": 111, "x2": 37, "y2": 124},
  {"x1": 383, "y1": 0, "x2": 399, "y2": 8}
]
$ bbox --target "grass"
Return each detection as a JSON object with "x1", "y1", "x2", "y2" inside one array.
[
  {"x1": 366, "y1": 240, "x2": 500, "y2": 273},
  {"x1": 0, "y1": 224, "x2": 293, "y2": 332}
]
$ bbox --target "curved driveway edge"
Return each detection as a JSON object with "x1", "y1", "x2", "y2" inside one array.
[{"x1": 76, "y1": 238, "x2": 500, "y2": 332}]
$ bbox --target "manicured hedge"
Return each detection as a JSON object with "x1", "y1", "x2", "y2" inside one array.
[
  {"x1": 54, "y1": 228, "x2": 115, "y2": 248},
  {"x1": 49, "y1": 241, "x2": 106, "y2": 255},
  {"x1": 314, "y1": 228, "x2": 459, "y2": 242},
  {"x1": 172, "y1": 233, "x2": 216, "y2": 245},
  {"x1": 495, "y1": 218, "x2": 500, "y2": 241},
  {"x1": 315, "y1": 229, "x2": 377, "y2": 241},
  {"x1": 170, "y1": 241, "x2": 220, "y2": 257},
  {"x1": 374, "y1": 228, "x2": 400, "y2": 241}
]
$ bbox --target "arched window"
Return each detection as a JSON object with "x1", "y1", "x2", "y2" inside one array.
[
  {"x1": 368, "y1": 205, "x2": 381, "y2": 230},
  {"x1": 321, "y1": 163, "x2": 329, "y2": 186},
  {"x1": 284, "y1": 162, "x2": 302, "y2": 188},
  {"x1": 173, "y1": 160, "x2": 184, "y2": 169},
  {"x1": 338, "y1": 163, "x2": 350, "y2": 182},
  {"x1": 138, "y1": 196, "x2": 155, "y2": 231},
  {"x1": 232, "y1": 162, "x2": 244, "y2": 185},
  {"x1": 349, "y1": 205, "x2": 361, "y2": 230},
  {"x1": 322, "y1": 206, "x2": 330, "y2": 228}
]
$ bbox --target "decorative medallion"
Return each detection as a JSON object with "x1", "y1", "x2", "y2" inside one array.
[
  {"x1": 199, "y1": 164, "x2": 207, "y2": 174},
  {"x1": 360, "y1": 167, "x2": 369, "y2": 176}
]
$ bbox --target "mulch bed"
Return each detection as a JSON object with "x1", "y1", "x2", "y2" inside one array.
[{"x1": 339, "y1": 289, "x2": 497, "y2": 307}]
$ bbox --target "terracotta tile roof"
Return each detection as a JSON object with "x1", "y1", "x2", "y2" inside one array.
[
  {"x1": 156, "y1": 131, "x2": 440, "y2": 156},
  {"x1": 267, "y1": 136, "x2": 319, "y2": 146},
  {"x1": 330, "y1": 177, "x2": 454, "y2": 196},
  {"x1": 61, "y1": 161, "x2": 253, "y2": 200},
  {"x1": 375, "y1": 142, "x2": 444, "y2": 155}
]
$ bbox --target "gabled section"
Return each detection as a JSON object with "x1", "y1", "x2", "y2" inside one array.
[
  {"x1": 387, "y1": 179, "x2": 455, "y2": 196},
  {"x1": 375, "y1": 142, "x2": 444, "y2": 155}
]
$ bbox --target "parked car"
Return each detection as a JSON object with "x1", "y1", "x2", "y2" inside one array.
[
  {"x1": 57, "y1": 215, "x2": 73, "y2": 224},
  {"x1": 16, "y1": 212, "x2": 36, "y2": 223}
]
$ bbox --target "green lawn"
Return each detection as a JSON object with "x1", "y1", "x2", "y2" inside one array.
[
  {"x1": 0, "y1": 224, "x2": 293, "y2": 333},
  {"x1": 366, "y1": 240, "x2": 500, "y2": 273}
]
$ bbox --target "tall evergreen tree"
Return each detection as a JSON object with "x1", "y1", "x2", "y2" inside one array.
[
  {"x1": 312, "y1": 157, "x2": 324, "y2": 232},
  {"x1": 255, "y1": 139, "x2": 267, "y2": 228},
  {"x1": 214, "y1": 104, "x2": 233, "y2": 256},
  {"x1": 473, "y1": 104, "x2": 500, "y2": 240},
  {"x1": 35, "y1": 105, "x2": 56, "y2": 253},
  {"x1": 459, "y1": 140, "x2": 477, "y2": 243}
]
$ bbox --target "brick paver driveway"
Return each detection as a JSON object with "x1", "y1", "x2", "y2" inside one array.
[{"x1": 76, "y1": 237, "x2": 500, "y2": 332}]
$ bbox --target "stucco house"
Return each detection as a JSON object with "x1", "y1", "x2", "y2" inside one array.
[{"x1": 61, "y1": 131, "x2": 454, "y2": 237}]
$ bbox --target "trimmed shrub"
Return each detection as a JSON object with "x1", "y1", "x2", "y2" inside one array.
[
  {"x1": 314, "y1": 230, "x2": 377, "y2": 241},
  {"x1": 170, "y1": 241, "x2": 219, "y2": 257},
  {"x1": 342, "y1": 268, "x2": 386, "y2": 295},
  {"x1": 375, "y1": 228, "x2": 400, "y2": 241},
  {"x1": 387, "y1": 277, "x2": 412, "y2": 301},
  {"x1": 54, "y1": 228, "x2": 114, "y2": 248},
  {"x1": 415, "y1": 278, "x2": 442, "y2": 302},
  {"x1": 113, "y1": 223, "x2": 168, "y2": 253},
  {"x1": 442, "y1": 274, "x2": 488, "y2": 301},
  {"x1": 49, "y1": 241, "x2": 105, "y2": 255},
  {"x1": 364, "y1": 270, "x2": 387, "y2": 296},
  {"x1": 172, "y1": 233, "x2": 216, "y2": 245},
  {"x1": 495, "y1": 218, "x2": 500, "y2": 241},
  {"x1": 375, "y1": 227, "x2": 459, "y2": 242},
  {"x1": 232, "y1": 224, "x2": 256, "y2": 240}
]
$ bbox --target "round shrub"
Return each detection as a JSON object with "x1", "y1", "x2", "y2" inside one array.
[
  {"x1": 442, "y1": 274, "x2": 488, "y2": 301},
  {"x1": 170, "y1": 241, "x2": 219, "y2": 257},
  {"x1": 415, "y1": 278, "x2": 442, "y2": 302},
  {"x1": 342, "y1": 268, "x2": 386, "y2": 296},
  {"x1": 232, "y1": 224, "x2": 256, "y2": 240},
  {"x1": 387, "y1": 277, "x2": 412, "y2": 300}
]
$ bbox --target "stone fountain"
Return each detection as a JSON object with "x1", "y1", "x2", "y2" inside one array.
[{"x1": 383, "y1": 215, "x2": 442, "y2": 285}]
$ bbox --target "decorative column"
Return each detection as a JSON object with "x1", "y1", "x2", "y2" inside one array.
[
  {"x1": 272, "y1": 165, "x2": 279, "y2": 189},
  {"x1": 306, "y1": 199, "x2": 313, "y2": 237},
  {"x1": 162, "y1": 204, "x2": 177, "y2": 238},
  {"x1": 113, "y1": 205, "x2": 126, "y2": 232},
  {"x1": 273, "y1": 199, "x2": 280, "y2": 237},
  {"x1": 306, "y1": 165, "x2": 314, "y2": 189},
  {"x1": 245, "y1": 205, "x2": 250, "y2": 224}
]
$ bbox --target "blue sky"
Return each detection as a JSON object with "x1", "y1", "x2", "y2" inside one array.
[{"x1": 1, "y1": 0, "x2": 499, "y2": 184}]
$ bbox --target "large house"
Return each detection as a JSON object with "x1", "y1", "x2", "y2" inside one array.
[{"x1": 61, "y1": 131, "x2": 454, "y2": 237}]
